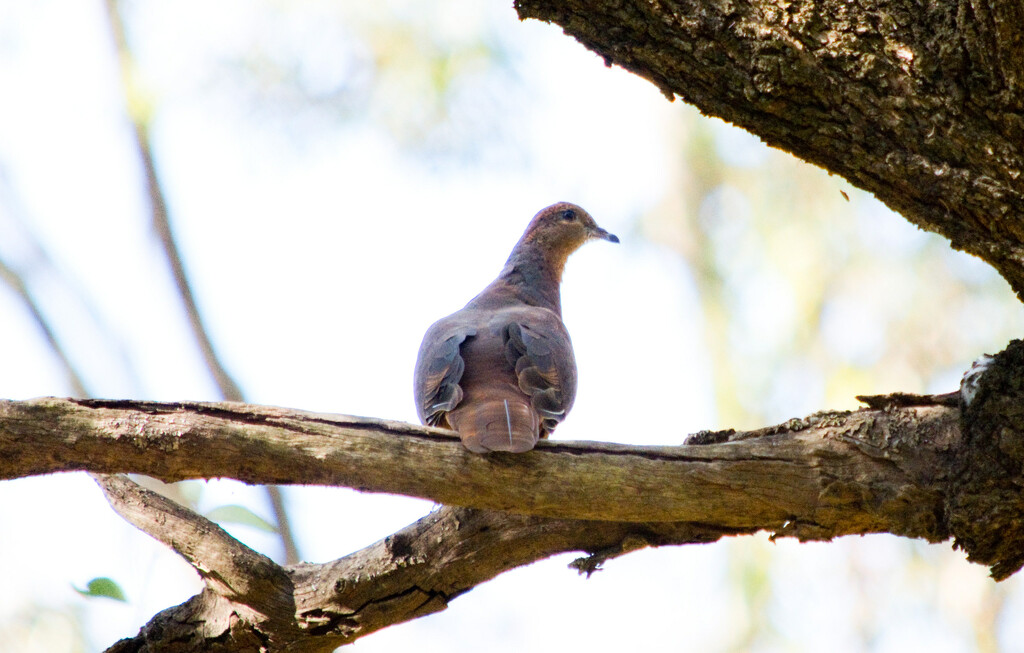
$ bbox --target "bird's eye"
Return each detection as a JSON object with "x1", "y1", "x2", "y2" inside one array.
[{"x1": 561, "y1": 209, "x2": 577, "y2": 221}]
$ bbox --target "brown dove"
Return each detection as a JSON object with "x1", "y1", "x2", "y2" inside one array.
[{"x1": 414, "y1": 202, "x2": 618, "y2": 453}]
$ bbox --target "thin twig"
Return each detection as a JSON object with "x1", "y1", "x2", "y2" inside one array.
[
  {"x1": 0, "y1": 258, "x2": 89, "y2": 397},
  {"x1": 102, "y1": 0, "x2": 301, "y2": 563}
]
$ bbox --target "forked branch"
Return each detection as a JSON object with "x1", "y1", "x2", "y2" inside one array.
[{"x1": 6, "y1": 340, "x2": 1024, "y2": 651}]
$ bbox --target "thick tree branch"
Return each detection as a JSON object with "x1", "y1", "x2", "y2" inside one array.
[
  {"x1": 100, "y1": 472, "x2": 732, "y2": 652},
  {"x1": 88, "y1": 336, "x2": 1024, "y2": 652},
  {"x1": 10, "y1": 338, "x2": 1024, "y2": 651},
  {"x1": 1, "y1": 396, "x2": 956, "y2": 534},
  {"x1": 515, "y1": 0, "x2": 1024, "y2": 299},
  {"x1": 2, "y1": 340, "x2": 1021, "y2": 651}
]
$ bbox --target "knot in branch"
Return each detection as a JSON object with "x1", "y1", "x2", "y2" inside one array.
[{"x1": 947, "y1": 339, "x2": 1024, "y2": 580}]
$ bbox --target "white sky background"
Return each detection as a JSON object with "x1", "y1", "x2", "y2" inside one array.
[{"x1": 1, "y1": 1, "x2": 1023, "y2": 652}]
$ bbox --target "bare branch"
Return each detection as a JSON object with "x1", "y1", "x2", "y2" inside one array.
[
  {"x1": 16, "y1": 338, "x2": 1024, "y2": 650},
  {"x1": 93, "y1": 474, "x2": 290, "y2": 605},
  {"x1": 102, "y1": 0, "x2": 243, "y2": 402},
  {"x1": 92, "y1": 456, "x2": 734, "y2": 651},
  {"x1": 0, "y1": 259, "x2": 89, "y2": 397},
  {"x1": 101, "y1": 0, "x2": 300, "y2": 564},
  {"x1": 265, "y1": 485, "x2": 300, "y2": 565},
  {"x1": 104, "y1": 500, "x2": 735, "y2": 652},
  {"x1": 1, "y1": 396, "x2": 957, "y2": 536}
]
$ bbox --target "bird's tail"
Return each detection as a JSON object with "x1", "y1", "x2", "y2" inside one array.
[{"x1": 449, "y1": 398, "x2": 539, "y2": 453}]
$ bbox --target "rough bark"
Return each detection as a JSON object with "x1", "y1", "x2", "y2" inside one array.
[
  {"x1": 947, "y1": 341, "x2": 1024, "y2": 579},
  {"x1": 98, "y1": 471, "x2": 732, "y2": 652},
  {"x1": 5, "y1": 339, "x2": 1024, "y2": 650},
  {"x1": 0, "y1": 396, "x2": 958, "y2": 529},
  {"x1": 515, "y1": 0, "x2": 1024, "y2": 299}
]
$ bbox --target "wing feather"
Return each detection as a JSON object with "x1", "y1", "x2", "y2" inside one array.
[
  {"x1": 502, "y1": 316, "x2": 577, "y2": 437},
  {"x1": 414, "y1": 319, "x2": 475, "y2": 427}
]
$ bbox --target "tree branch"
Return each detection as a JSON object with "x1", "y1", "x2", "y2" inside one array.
[
  {"x1": 101, "y1": 473, "x2": 732, "y2": 652},
  {"x1": 94, "y1": 474, "x2": 290, "y2": 606},
  {"x1": 101, "y1": 0, "x2": 301, "y2": 565},
  {"x1": 102, "y1": 0, "x2": 245, "y2": 403},
  {"x1": 8, "y1": 338, "x2": 1024, "y2": 650},
  {"x1": 0, "y1": 258, "x2": 89, "y2": 398},
  {"x1": 97, "y1": 474, "x2": 303, "y2": 652},
  {"x1": 514, "y1": 0, "x2": 1024, "y2": 299},
  {"x1": 0, "y1": 396, "x2": 956, "y2": 533}
]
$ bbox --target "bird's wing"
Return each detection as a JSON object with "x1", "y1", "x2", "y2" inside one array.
[
  {"x1": 502, "y1": 310, "x2": 578, "y2": 435},
  {"x1": 413, "y1": 315, "x2": 476, "y2": 427}
]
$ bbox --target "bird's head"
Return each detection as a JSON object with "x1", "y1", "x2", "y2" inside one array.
[{"x1": 519, "y1": 202, "x2": 618, "y2": 272}]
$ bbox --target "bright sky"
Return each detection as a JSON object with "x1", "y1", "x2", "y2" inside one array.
[{"x1": 1, "y1": 1, "x2": 1021, "y2": 652}]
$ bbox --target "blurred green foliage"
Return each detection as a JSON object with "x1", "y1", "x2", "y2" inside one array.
[
  {"x1": 73, "y1": 578, "x2": 126, "y2": 603},
  {"x1": 205, "y1": 504, "x2": 278, "y2": 533}
]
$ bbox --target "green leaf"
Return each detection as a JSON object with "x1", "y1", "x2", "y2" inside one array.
[
  {"x1": 205, "y1": 504, "x2": 278, "y2": 533},
  {"x1": 74, "y1": 577, "x2": 127, "y2": 602}
]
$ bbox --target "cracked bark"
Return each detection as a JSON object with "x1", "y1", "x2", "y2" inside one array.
[
  {"x1": 514, "y1": 0, "x2": 1024, "y2": 299},
  {"x1": 5, "y1": 339, "x2": 1024, "y2": 650}
]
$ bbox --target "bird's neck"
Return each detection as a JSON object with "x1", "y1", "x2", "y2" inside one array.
[{"x1": 476, "y1": 241, "x2": 566, "y2": 314}]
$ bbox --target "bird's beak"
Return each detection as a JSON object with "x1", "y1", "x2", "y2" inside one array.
[{"x1": 590, "y1": 226, "x2": 619, "y2": 243}]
